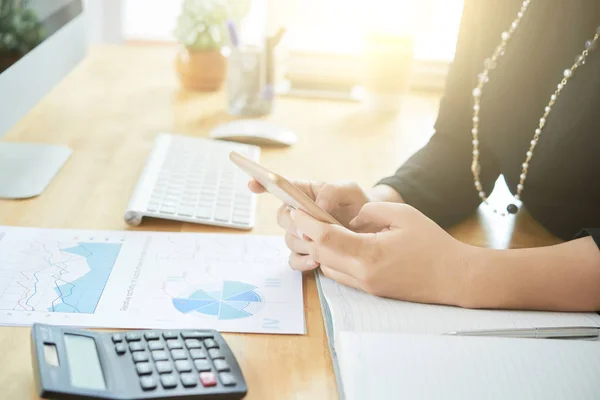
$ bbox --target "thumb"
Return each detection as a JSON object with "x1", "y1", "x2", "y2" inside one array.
[{"x1": 349, "y1": 202, "x2": 407, "y2": 233}]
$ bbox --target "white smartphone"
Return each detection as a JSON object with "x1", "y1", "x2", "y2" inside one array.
[{"x1": 229, "y1": 151, "x2": 340, "y2": 225}]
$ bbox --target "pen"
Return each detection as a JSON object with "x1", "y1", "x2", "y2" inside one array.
[
  {"x1": 227, "y1": 20, "x2": 240, "y2": 48},
  {"x1": 445, "y1": 326, "x2": 600, "y2": 339}
]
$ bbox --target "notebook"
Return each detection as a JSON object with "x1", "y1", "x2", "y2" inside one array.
[
  {"x1": 315, "y1": 272, "x2": 600, "y2": 399},
  {"x1": 337, "y1": 332, "x2": 600, "y2": 400}
]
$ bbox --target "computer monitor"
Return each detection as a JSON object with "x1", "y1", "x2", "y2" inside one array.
[{"x1": 0, "y1": 0, "x2": 86, "y2": 199}]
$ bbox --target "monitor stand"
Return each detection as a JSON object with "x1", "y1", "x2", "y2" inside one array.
[{"x1": 0, "y1": 143, "x2": 71, "y2": 199}]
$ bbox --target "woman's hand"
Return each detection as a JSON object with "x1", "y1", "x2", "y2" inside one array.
[
  {"x1": 249, "y1": 179, "x2": 372, "y2": 271},
  {"x1": 289, "y1": 202, "x2": 477, "y2": 306}
]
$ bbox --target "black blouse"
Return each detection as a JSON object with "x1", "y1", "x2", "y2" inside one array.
[{"x1": 379, "y1": 0, "x2": 600, "y2": 245}]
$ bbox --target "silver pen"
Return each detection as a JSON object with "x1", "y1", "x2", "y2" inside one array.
[{"x1": 444, "y1": 326, "x2": 600, "y2": 339}]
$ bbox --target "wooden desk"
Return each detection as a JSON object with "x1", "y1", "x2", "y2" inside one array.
[{"x1": 0, "y1": 45, "x2": 560, "y2": 400}]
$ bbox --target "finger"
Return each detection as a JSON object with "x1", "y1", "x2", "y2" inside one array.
[
  {"x1": 350, "y1": 202, "x2": 412, "y2": 231},
  {"x1": 276, "y1": 204, "x2": 295, "y2": 233},
  {"x1": 248, "y1": 179, "x2": 266, "y2": 193},
  {"x1": 320, "y1": 266, "x2": 361, "y2": 289},
  {"x1": 284, "y1": 232, "x2": 310, "y2": 255},
  {"x1": 288, "y1": 253, "x2": 320, "y2": 271},
  {"x1": 290, "y1": 209, "x2": 367, "y2": 273}
]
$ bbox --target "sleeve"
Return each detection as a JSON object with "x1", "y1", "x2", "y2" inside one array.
[
  {"x1": 377, "y1": 0, "x2": 501, "y2": 227},
  {"x1": 575, "y1": 229, "x2": 600, "y2": 248}
]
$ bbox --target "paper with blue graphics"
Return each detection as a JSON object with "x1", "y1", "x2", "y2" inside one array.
[{"x1": 0, "y1": 227, "x2": 304, "y2": 334}]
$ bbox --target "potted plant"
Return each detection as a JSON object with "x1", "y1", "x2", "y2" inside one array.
[
  {"x1": 0, "y1": 0, "x2": 45, "y2": 73},
  {"x1": 174, "y1": 0, "x2": 249, "y2": 92}
]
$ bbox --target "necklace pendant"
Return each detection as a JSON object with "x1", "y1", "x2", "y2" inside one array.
[{"x1": 506, "y1": 203, "x2": 519, "y2": 214}]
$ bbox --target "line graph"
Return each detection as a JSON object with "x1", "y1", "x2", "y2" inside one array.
[{"x1": 0, "y1": 240, "x2": 122, "y2": 314}]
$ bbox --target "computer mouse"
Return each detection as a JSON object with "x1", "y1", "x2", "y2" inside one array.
[{"x1": 209, "y1": 120, "x2": 297, "y2": 147}]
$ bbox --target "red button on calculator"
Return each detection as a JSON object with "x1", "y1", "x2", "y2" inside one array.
[{"x1": 199, "y1": 372, "x2": 217, "y2": 387}]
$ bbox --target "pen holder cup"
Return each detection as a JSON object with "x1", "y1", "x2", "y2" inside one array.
[{"x1": 227, "y1": 46, "x2": 273, "y2": 117}]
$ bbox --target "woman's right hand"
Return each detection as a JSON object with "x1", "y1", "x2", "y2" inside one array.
[{"x1": 248, "y1": 179, "x2": 371, "y2": 271}]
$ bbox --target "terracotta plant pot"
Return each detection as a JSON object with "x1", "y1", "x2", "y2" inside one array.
[{"x1": 175, "y1": 47, "x2": 226, "y2": 92}]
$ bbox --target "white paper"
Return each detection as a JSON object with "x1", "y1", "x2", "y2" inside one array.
[
  {"x1": 318, "y1": 273, "x2": 600, "y2": 336},
  {"x1": 338, "y1": 331, "x2": 600, "y2": 400},
  {"x1": 0, "y1": 226, "x2": 304, "y2": 334}
]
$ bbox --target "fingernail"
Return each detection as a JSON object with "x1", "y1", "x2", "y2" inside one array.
[
  {"x1": 297, "y1": 229, "x2": 304, "y2": 239},
  {"x1": 289, "y1": 209, "x2": 296, "y2": 220},
  {"x1": 306, "y1": 259, "x2": 316, "y2": 267}
]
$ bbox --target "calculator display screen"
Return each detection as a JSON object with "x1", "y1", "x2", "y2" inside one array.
[{"x1": 64, "y1": 334, "x2": 106, "y2": 391}]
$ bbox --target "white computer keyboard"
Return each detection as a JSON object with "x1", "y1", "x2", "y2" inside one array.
[{"x1": 124, "y1": 133, "x2": 260, "y2": 229}]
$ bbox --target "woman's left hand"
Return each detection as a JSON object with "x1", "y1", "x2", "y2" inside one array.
[{"x1": 290, "y1": 202, "x2": 477, "y2": 306}]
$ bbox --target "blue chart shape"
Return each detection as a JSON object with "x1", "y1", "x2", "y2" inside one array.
[
  {"x1": 50, "y1": 243, "x2": 122, "y2": 313},
  {"x1": 172, "y1": 280, "x2": 263, "y2": 320}
]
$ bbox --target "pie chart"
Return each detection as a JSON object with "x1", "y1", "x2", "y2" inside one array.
[{"x1": 172, "y1": 280, "x2": 264, "y2": 320}]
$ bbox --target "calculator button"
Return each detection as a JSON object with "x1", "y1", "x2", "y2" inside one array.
[
  {"x1": 148, "y1": 341, "x2": 164, "y2": 351},
  {"x1": 180, "y1": 373, "x2": 198, "y2": 388},
  {"x1": 160, "y1": 374, "x2": 178, "y2": 389},
  {"x1": 200, "y1": 372, "x2": 217, "y2": 387},
  {"x1": 194, "y1": 359, "x2": 212, "y2": 372},
  {"x1": 111, "y1": 333, "x2": 123, "y2": 343},
  {"x1": 181, "y1": 331, "x2": 213, "y2": 339},
  {"x1": 203, "y1": 339, "x2": 218, "y2": 349},
  {"x1": 171, "y1": 349, "x2": 187, "y2": 360},
  {"x1": 208, "y1": 349, "x2": 225, "y2": 359},
  {"x1": 115, "y1": 343, "x2": 127, "y2": 355},
  {"x1": 129, "y1": 342, "x2": 144, "y2": 352},
  {"x1": 167, "y1": 339, "x2": 183, "y2": 349},
  {"x1": 219, "y1": 372, "x2": 237, "y2": 386},
  {"x1": 155, "y1": 361, "x2": 173, "y2": 374},
  {"x1": 185, "y1": 339, "x2": 202, "y2": 349},
  {"x1": 213, "y1": 359, "x2": 230, "y2": 372},
  {"x1": 144, "y1": 332, "x2": 160, "y2": 341},
  {"x1": 175, "y1": 360, "x2": 193, "y2": 372},
  {"x1": 152, "y1": 350, "x2": 169, "y2": 361},
  {"x1": 132, "y1": 351, "x2": 150, "y2": 363},
  {"x1": 136, "y1": 363, "x2": 153, "y2": 376},
  {"x1": 190, "y1": 349, "x2": 207, "y2": 359},
  {"x1": 126, "y1": 333, "x2": 142, "y2": 342},
  {"x1": 140, "y1": 376, "x2": 157, "y2": 391},
  {"x1": 162, "y1": 331, "x2": 179, "y2": 340}
]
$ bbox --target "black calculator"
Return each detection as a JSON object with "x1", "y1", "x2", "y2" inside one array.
[{"x1": 31, "y1": 323, "x2": 248, "y2": 400}]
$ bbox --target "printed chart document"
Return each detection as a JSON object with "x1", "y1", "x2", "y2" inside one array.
[
  {"x1": 0, "y1": 226, "x2": 304, "y2": 334},
  {"x1": 316, "y1": 273, "x2": 600, "y2": 399}
]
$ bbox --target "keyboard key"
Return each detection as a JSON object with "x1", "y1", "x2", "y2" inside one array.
[
  {"x1": 148, "y1": 341, "x2": 164, "y2": 351},
  {"x1": 160, "y1": 374, "x2": 178, "y2": 389},
  {"x1": 178, "y1": 206, "x2": 195, "y2": 217},
  {"x1": 204, "y1": 339, "x2": 218, "y2": 349},
  {"x1": 219, "y1": 372, "x2": 237, "y2": 386},
  {"x1": 159, "y1": 205, "x2": 176, "y2": 214},
  {"x1": 152, "y1": 350, "x2": 169, "y2": 361},
  {"x1": 233, "y1": 215, "x2": 251, "y2": 225},
  {"x1": 112, "y1": 333, "x2": 123, "y2": 343},
  {"x1": 162, "y1": 331, "x2": 179, "y2": 340},
  {"x1": 140, "y1": 376, "x2": 157, "y2": 391},
  {"x1": 129, "y1": 342, "x2": 144, "y2": 352},
  {"x1": 208, "y1": 349, "x2": 225, "y2": 359},
  {"x1": 115, "y1": 343, "x2": 126, "y2": 355},
  {"x1": 147, "y1": 202, "x2": 159, "y2": 212},
  {"x1": 166, "y1": 340, "x2": 183, "y2": 350},
  {"x1": 200, "y1": 372, "x2": 217, "y2": 387},
  {"x1": 213, "y1": 359, "x2": 230, "y2": 372},
  {"x1": 182, "y1": 331, "x2": 213, "y2": 339},
  {"x1": 136, "y1": 362, "x2": 153, "y2": 376},
  {"x1": 194, "y1": 359, "x2": 211, "y2": 372},
  {"x1": 175, "y1": 360, "x2": 193, "y2": 373},
  {"x1": 125, "y1": 333, "x2": 141, "y2": 342},
  {"x1": 185, "y1": 339, "x2": 202, "y2": 349},
  {"x1": 132, "y1": 351, "x2": 150, "y2": 363},
  {"x1": 171, "y1": 349, "x2": 187, "y2": 360},
  {"x1": 214, "y1": 207, "x2": 231, "y2": 222},
  {"x1": 190, "y1": 349, "x2": 207, "y2": 359},
  {"x1": 180, "y1": 373, "x2": 198, "y2": 388},
  {"x1": 195, "y1": 206, "x2": 213, "y2": 219},
  {"x1": 155, "y1": 361, "x2": 173, "y2": 374},
  {"x1": 144, "y1": 332, "x2": 160, "y2": 341}
]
